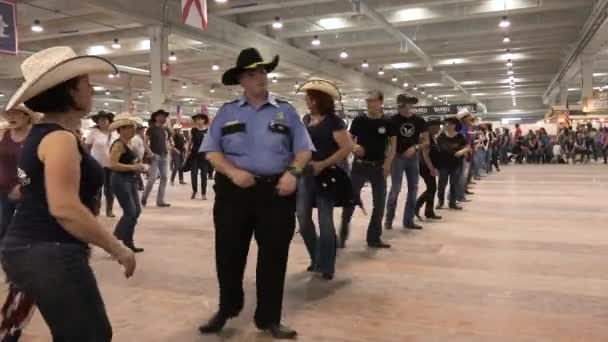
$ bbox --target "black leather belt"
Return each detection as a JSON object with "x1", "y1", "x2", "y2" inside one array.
[{"x1": 254, "y1": 175, "x2": 282, "y2": 183}]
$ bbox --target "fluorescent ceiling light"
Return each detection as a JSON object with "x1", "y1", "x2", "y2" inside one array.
[
  {"x1": 390, "y1": 62, "x2": 413, "y2": 69},
  {"x1": 93, "y1": 86, "x2": 105, "y2": 91},
  {"x1": 361, "y1": 60, "x2": 369, "y2": 68},
  {"x1": 340, "y1": 51, "x2": 348, "y2": 59},
  {"x1": 378, "y1": 68, "x2": 384, "y2": 75},
  {"x1": 212, "y1": 64, "x2": 220, "y2": 71},
  {"x1": 169, "y1": 52, "x2": 177, "y2": 61},
  {"x1": 138, "y1": 40, "x2": 150, "y2": 50},
  {"x1": 31, "y1": 20, "x2": 43, "y2": 32},
  {"x1": 460, "y1": 81, "x2": 481, "y2": 85},
  {"x1": 394, "y1": 8, "x2": 431, "y2": 22},
  {"x1": 311, "y1": 35, "x2": 321, "y2": 46},
  {"x1": 421, "y1": 83, "x2": 442, "y2": 87},
  {"x1": 403, "y1": 82, "x2": 409, "y2": 87},
  {"x1": 111, "y1": 38, "x2": 121, "y2": 49},
  {"x1": 87, "y1": 45, "x2": 109, "y2": 55},
  {"x1": 317, "y1": 17, "x2": 348, "y2": 30},
  {"x1": 503, "y1": 35, "x2": 511, "y2": 43}
]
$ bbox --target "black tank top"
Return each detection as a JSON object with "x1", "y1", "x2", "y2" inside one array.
[
  {"x1": 110, "y1": 139, "x2": 137, "y2": 174},
  {"x1": 6, "y1": 123, "x2": 104, "y2": 245}
]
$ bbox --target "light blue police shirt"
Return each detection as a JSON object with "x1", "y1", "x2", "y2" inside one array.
[{"x1": 200, "y1": 94, "x2": 314, "y2": 176}]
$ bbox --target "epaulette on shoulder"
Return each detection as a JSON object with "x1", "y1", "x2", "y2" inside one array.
[{"x1": 276, "y1": 98, "x2": 296, "y2": 111}]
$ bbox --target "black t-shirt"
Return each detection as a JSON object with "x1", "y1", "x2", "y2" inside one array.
[
  {"x1": 390, "y1": 114, "x2": 428, "y2": 154},
  {"x1": 191, "y1": 127, "x2": 207, "y2": 154},
  {"x1": 173, "y1": 133, "x2": 186, "y2": 152},
  {"x1": 438, "y1": 132, "x2": 467, "y2": 170},
  {"x1": 146, "y1": 126, "x2": 170, "y2": 156},
  {"x1": 349, "y1": 115, "x2": 392, "y2": 162},
  {"x1": 303, "y1": 114, "x2": 346, "y2": 162}
]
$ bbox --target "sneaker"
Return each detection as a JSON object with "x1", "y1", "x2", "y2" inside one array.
[
  {"x1": 404, "y1": 223, "x2": 423, "y2": 230},
  {"x1": 368, "y1": 241, "x2": 391, "y2": 248},
  {"x1": 157, "y1": 203, "x2": 171, "y2": 208}
]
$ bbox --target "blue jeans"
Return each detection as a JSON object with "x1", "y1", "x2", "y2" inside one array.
[
  {"x1": 1, "y1": 241, "x2": 112, "y2": 341},
  {"x1": 296, "y1": 174, "x2": 337, "y2": 275},
  {"x1": 385, "y1": 155, "x2": 419, "y2": 226},
  {"x1": 456, "y1": 159, "x2": 466, "y2": 201},
  {"x1": 438, "y1": 167, "x2": 459, "y2": 206},
  {"x1": 142, "y1": 153, "x2": 169, "y2": 205},
  {"x1": 112, "y1": 173, "x2": 142, "y2": 244},
  {"x1": 341, "y1": 161, "x2": 387, "y2": 244},
  {"x1": 473, "y1": 150, "x2": 483, "y2": 178}
]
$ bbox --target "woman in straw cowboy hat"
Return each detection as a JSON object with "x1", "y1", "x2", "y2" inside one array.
[
  {"x1": 0, "y1": 46, "x2": 136, "y2": 341},
  {"x1": 295, "y1": 79, "x2": 354, "y2": 280},
  {"x1": 108, "y1": 113, "x2": 148, "y2": 254}
]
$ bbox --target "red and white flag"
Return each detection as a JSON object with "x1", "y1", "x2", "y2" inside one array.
[
  {"x1": 564, "y1": 100, "x2": 571, "y2": 127},
  {"x1": 181, "y1": 0, "x2": 208, "y2": 31}
]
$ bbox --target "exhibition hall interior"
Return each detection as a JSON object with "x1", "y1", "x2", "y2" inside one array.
[{"x1": 0, "y1": 0, "x2": 607, "y2": 341}]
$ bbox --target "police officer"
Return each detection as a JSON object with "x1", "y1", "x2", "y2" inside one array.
[{"x1": 198, "y1": 48, "x2": 313, "y2": 340}]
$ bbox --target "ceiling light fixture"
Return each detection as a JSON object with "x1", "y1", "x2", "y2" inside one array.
[
  {"x1": 403, "y1": 82, "x2": 409, "y2": 88},
  {"x1": 210, "y1": 88, "x2": 216, "y2": 93},
  {"x1": 294, "y1": 82, "x2": 299, "y2": 88},
  {"x1": 272, "y1": 16, "x2": 283, "y2": 29},
  {"x1": 169, "y1": 52, "x2": 177, "y2": 61},
  {"x1": 505, "y1": 49, "x2": 513, "y2": 60},
  {"x1": 378, "y1": 68, "x2": 384, "y2": 75},
  {"x1": 215, "y1": 0, "x2": 227, "y2": 3},
  {"x1": 212, "y1": 64, "x2": 220, "y2": 71},
  {"x1": 392, "y1": 75, "x2": 397, "y2": 82},
  {"x1": 311, "y1": 35, "x2": 321, "y2": 46},
  {"x1": 138, "y1": 93, "x2": 143, "y2": 99},
  {"x1": 503, "y1": 35, "x2": 511, "y2": 43},
  {"x1": 506, "y1": 59, "x2": 513, "y2": 67},
  {"x1": 111, "y1": 38, "x2": 121, "y2": 49},
  {"x1": 508, "y1": 68, "x2": 514, "y2": 75},
  {"x1": 340, "y1": 51, "x2": 348, "y2": 59},
  {"x1": 182, "y1": 83, "x2": 188, "y2": 89},
  {"x1": 105, "y1": 91, "x2": 111, "y2": 95},
  {"x1": 272, "y1": 77, "x2": 278, "y2": 83},
  {"x1": 108, "y1": 74, "x2": 115, "y2": 79},
  {"x1": 115, "y1": 73, "x2": 120, "y2": 78},
  {"x1": 413, "y1": 85, "x2": 418, "y2": 91},
  {"x1": 499, "y1": 16, "x2": 511, "y2": 28},
  {"x1": 361, "y1": 60, "x2": 369, "y2": 68},
  {"x1": 31, "y1": 20, "x2": 43, "y2": 32}
]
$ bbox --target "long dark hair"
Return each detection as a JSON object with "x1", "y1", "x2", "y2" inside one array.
[{"x1": 306, "y1": 89, "x2": 335, "y2": 116}]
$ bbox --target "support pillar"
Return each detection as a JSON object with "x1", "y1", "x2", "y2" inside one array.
[
  {"x1": 149, "y1": 25, "x2": 168, "y2": 111},
  {"x1": 121, "y1": 75, "x2": 133, "y2": 113},
  {"x1": 581, "y1": 54, "x2": 594, "y2": 103}
]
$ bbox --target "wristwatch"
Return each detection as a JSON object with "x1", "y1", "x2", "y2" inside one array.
[{"x1": 287, "y1": 165, "x2": 303, "y2": 177}]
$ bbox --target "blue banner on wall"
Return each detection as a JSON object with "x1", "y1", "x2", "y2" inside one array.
[{"x1": 0, "y1": 0, "x2": 17, "y2": 55}]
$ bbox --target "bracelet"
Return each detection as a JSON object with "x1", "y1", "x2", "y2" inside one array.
[{"x1": 286, "y1": 165, "x2": 303, "y2": 177}]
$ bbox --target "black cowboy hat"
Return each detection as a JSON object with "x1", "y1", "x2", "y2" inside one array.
[
  {"x1": 397, "y1": 94, "x2": 419, "y2": 106},
  {"x1": 150, "y1": 109, "x2": 170, "y2": 121},
  {"x1": 444, "y1": 116, "x2": 462, "y2": 131},
  {"x1": 91, "y1": 110, "x2": 114, "y2": 123},
  {"x1": 191, "y1": 113, "x2": 209, "y2": 122},
  {"x1": 427, "y1": 116, "x2": 442, "y2": 126},
  {"x1": 221, "y1": 48, "x2": 279, "y2": 86}
]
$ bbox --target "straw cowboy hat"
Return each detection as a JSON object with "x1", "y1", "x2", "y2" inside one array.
[
  {"x1": 297, "y1": 79, "x2": 342, "y2": 101},
  {"x1": 456, "y1": 108, "x2": 475, "y2": 120},
  {"x1": 172, "y1": 123, "x2": 183, "y2": 129},
  {"x1": 1, "y1": 104, "x2": 44, "y2": 123},
  {"x1": 222, "y1": 48, "x2": 279, "y2": 86},
  {"x1": 6, "y1": 46, "x2": 117, "y2": 111},
  {"x1": 109, "y1": 113, "x2": 144, "y2": 131}
]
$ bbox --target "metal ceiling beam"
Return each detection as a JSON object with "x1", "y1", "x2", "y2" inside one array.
[
  {"x1": 211, "y1": 0, "x2": 336, "y2": 16},
  {"x1": 80, "y1": 0, "x2": 405, "y2": 99},
  {"x1": 543, "y1": 0, "x2": 608, "y2": 104}
]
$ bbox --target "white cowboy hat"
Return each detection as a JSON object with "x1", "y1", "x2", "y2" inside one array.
[
  {"x1": 456, "y1": 108, "x2": 475, "y2": 120},
  {"x1": 172, "y1": 123, "x2": 183, "y2": 129},
  {"x1": 297, "y1": 79, "x2": 342, "y2": 101},
  {"x1": 1, "y1": 104, "x2": 44, "y2": 123},
  {"x1": 6, "y1": 46, "x2": 117, "y2": 111},
  {"x1": 109, "y1": 113, "x2": 144, "y2": 131}
]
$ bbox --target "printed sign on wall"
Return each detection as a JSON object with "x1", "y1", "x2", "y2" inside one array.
[{"x1": 0, "y1": 0, "x2": 17, "y2": 55}]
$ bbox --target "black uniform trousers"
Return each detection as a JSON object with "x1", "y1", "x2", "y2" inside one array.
[
  {"x1": 213, "y1": 173, "x2": 296, "y2": 328},
  {"x1": 415, "y1": 163, "x2": 437, "y2": 217}
]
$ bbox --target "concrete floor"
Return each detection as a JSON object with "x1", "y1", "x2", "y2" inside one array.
[{"x1": 7, "y1": 164, "x2": 608, "y2": 341}]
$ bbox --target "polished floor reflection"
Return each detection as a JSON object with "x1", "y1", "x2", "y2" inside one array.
[{"x1": 8, "y1": 164, "x2": 608, "y2": 341}]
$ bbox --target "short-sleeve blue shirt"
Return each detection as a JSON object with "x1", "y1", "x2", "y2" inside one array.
[{"x1": 200, "y1": 94, "x2": 314, "y2": 176}]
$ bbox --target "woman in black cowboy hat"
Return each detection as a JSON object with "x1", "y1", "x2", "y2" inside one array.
[{"x1": 85, "y1": 110, "x2": 116, "y2": 217}]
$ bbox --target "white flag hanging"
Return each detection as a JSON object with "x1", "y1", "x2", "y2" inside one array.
[{"x1": 181, "y1": 0, "x2": 208, "y2": 31}]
